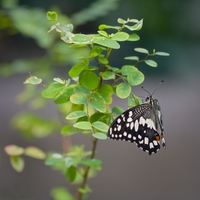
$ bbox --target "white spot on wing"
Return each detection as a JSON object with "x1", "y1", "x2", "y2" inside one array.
[
  {"x1": 127, "y1": 117, "x2": 132, "y2": 122},
  {"x1": 123, "y1": 132, "x2": 127, "y2": 136},
  {"x1": 149, "y1": 142, "x2": 154, "y2": 149},
  {"x1": 135, "y1": 119, "x2": 139, "y2": 132},
  {"x1": 144, "y1": 137, "x2": 149, "y2": 144},
  {"x1": 129, "y1": 111, "x2": 133, "y2": 117},
  {"x1": 139, "y1": 116, "x2": 146, "y2": 126},
  {"x1": 153, "y1": 140, "x2": 158, "y2": 146},
  {"x1": 138, "y1": 134, "x2": 142, "y2": 140},
  {"x1": 130, "y1": 122, "x2": 134, "y2": 130},
  {"x1": 133, "y1": 136, "x2": 136, "y2": 140},
  {"x1": 117, "y1": 118, "x2": 121, "y2": 123},
  {"x1": 117, "y1": 125, "x2": 121, "y2": 131},
  {"x1": 128, "y1": 134, "x2": 132, "y2": 138}
]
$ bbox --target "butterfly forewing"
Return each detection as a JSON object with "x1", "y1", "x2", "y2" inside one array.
[{"x1": 107, "y1": 96, "x2": 165, "y2": 155}]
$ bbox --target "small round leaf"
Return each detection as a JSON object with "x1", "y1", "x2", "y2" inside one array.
[
  {"x1": 70, "y1": 93, "x2": 88, "y2": 104},
  {"x1": 92, "y1": 121, "x2": 109, "y2": 133},
  {"x1": 10, "y1": 156, "x2": 25, "y2": 172},
  {"x1": 127, "y1": 70, "x2": 144, "y2": 86},
  {"x1": 111, "y1": 32, "x2": 129, "y2": 41},
  {"x1": 134, "y1": 48, "x2": 149, "y2": 54},
  {"x1": 145, "y1": 59, "x2": 158, "y2": 67},
  {"x1": 73, "y1": 122, "x2": 92, "y2": 130},
  {"x1": 79, "y1": 71, "x2": 99, "y2": 91},
  {"x1": 100, "y1": 71, "x2": 115, "y2": 80},
  {"x1": 92, "y1": 132, "x2": 107, "y2": 140},
  {"x1": 66, "y1": 111, "x2": 87, "y2": 120},
  {"x1": 155, "y1": 52, "x2": 170, "y2": 56},
  {"x1": 5, "y1": 145, "x2": 24, "y2": 156},
  {"x1": 25, "y1": 146, "x2": 46, "y2": 159},
  {"x1": 66, "y1": 165, "x2": 77, "y2": 182},
  {"x1": 116, "y1": 83, "x2": 131, "y2": 99},
  {"x1": 23, "y1": 76, "x2": 42, "y2": 85},
  {"x1": 89, "y1": 100, "x2": 107, "y2": 113}
]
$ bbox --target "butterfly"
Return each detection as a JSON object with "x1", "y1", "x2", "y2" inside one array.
[{"x1": 107, "y1": 94, "x2": 166, "y2": 155}]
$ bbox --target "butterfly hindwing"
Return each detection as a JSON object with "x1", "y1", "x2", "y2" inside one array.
[{"x1": 107, "y1": 96, "x2": 165, "y2": 155}]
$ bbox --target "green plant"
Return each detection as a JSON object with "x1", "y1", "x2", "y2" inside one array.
[{"x1": 5, "y1": 10, "x2": 169, "y2": 200}]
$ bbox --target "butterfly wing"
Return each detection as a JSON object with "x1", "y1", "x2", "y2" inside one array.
[{"x1": 107, "y1": 102, "x2": 163, "y2": 155}]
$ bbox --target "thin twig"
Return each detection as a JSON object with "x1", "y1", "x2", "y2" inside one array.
[{"x1": 77, "y1": 138, "x2": 98, "y2": 200}]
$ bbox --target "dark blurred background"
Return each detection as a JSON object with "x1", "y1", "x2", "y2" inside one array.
[{"x1": 0, "y1": 0, "x2": 200, "y2": 200}]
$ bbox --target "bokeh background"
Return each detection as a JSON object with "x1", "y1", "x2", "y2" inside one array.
[{"x1": 1, "y1": 0, "x2": 200, "y2": 199}]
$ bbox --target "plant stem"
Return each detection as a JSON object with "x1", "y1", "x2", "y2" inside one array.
[{"x1": 77, "y1": 138, "x2": 98, "y2": 200}]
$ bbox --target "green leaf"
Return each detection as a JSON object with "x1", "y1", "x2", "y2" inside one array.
[
  {"x1": 79, "y1": 71, "x2": 99, "y2": 91},
  {"x1": 116, "y1": 83, "x2": 131, "y2": 99},
  {"x1": 111, "y1": 32, "x2": 129, "y2": 41},
  {"x1": 93, "y1": 36, "x2": 120, "y2": 49},
  {"x1": 57, "y1": 23, "x2": 74, "y2": 33},
  {"x1": 97, "y1": 84, "x2": 113, "y2": 104},
  {"x1": 45, "y1": 153, "x2": 63, "y2": 166},
  {"x1": 61, "y1": 125, "x2": 79, "y2": 136},
  {"x1": 98, "y1": 57, "x2": 108, "y2": 64},
  {"x1": 145, "y1": 59, "x2": 158, "y2": 67},
  {"x1": 128, "y1": 95, "x2": 141, "y2": 108},
  {"x1": 134, "y1": 48, "x2": 149, "y2": 54},
  {"x1": 124, "y1": 56, "x2": 139, "y2": 61},
  {"x1": 128, "y1": 33, "x2": 140, "y2": 41},
  {"x1": 92, "y1": 121, "x2": 109, "y2": 133},
  {"x1": 81, "y1": 159, "x2": 102, "y2": 170},
  {"x1": 54, "y1": 86, "x2": 75, "y2": 104},
  {"x1": 89, "y1": 100, "x2": 107, "y2": 113},
  {"x1": 72, "y1": 34, "x2": 93, "y2": 44},
  {"x1": 73, "y1": 122, "x2": 92, "y2": 130},
  {"x1": 24, "y1": 146, "x2": 46, "y2": 159},
  {"x1": 127, "y1": 70, "x2": 145, "y2": 86},
  {"x1": 53, "y1": 78, "x2": 70, "y2": 85},
  {"x1": 74, "y1": 85, "x2": 90, "y2": 95},
  {"x1": 117, "y1": 18, "x2": 126, "y2": 24},
  {"x1": 100, "y1": 71, "x2": 115, "y2": 80},
  {"x1": 98, "y1": 30, "x2": 109, "y2": 37},
  {"x1": 92, "y1": 132, "x2": 107, "y2": 140},
  {"x1": 23, "y1": 76, "x2": 42, "y2": 85},
  {"x1": 70, "y1": 93, "x2": 88, "y2": 104},
  {"x1": 5, "y1": 145, "x2": 24, "y2": 156},
  {"x1": 93, "y1": 92, "x2": 105, "y2": 103},
  {"x1": 68, "y1": 63, "x2": 86, "y2": 78},
  {"x1": 66, "y1": 165, "x2": 77, "y2": 182},
  {"x1": 66, "y1": 111, "x2": 87, "y2": 120},
  {"x1": 155, "y1": 52, "x2": 170, "y2": 56},
  {"x1": 46, "y1": 11, "x2": 58, "y2": 22},
  {"x1": 112, "y1": 106, "x2": 124, "y2": 115},
  {"x1": 10, "y1": 156, "x2": 25, "y2": 172},
  {"x1": 121, "y1": 65, "x2": 138, "y2": 75},
  {"x1": 90, "y1": 112, "x2": 110, "y2": 124},
  {"x1": 50, "y1": 187, "x2": 74, "y2": 200},
  {"x1": 41, "y1": 82, "x2": 65, "y2": 98},
  {"x1": 98, "y1": 24, "x2": 120, "y2": 30},
  {"x1": 125, "y1": 19, "x2": 143, "y2": 31}
]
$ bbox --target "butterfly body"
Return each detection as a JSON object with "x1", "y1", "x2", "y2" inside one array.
[{"x1": 107, "y1": 96, "x2": 166, "y2": 155}]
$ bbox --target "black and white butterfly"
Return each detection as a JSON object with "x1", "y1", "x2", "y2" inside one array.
[{"x1": 107, "y1": 94, "x2": 166, "y2": 155}]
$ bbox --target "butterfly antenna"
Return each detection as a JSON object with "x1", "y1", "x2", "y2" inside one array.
[
  {"x1": 141, "y1": 80, "x2": 164, "y2": 96},
  {"x1": 141, "y1": 86, "x2": 151, "y2": 96},
  {"x1": 151, "y1": 80, "x2": 164, "y2": 95}
]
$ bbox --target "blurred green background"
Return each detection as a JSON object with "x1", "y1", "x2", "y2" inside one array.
[{"x1": 0, "y1": 0, "x2": 200, "y2": 200}]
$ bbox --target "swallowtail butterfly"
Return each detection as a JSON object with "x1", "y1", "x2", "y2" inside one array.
[{"x1": 107, "y1": 88, "x2": 166, "y2": 155}]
